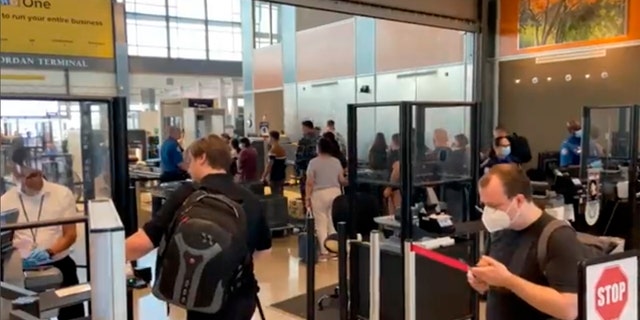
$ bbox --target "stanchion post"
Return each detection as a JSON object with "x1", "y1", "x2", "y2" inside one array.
[
  {"x1": 305, "y1": 210, "x2": 316, "y2": 320},
  {"x1": 404, "y1": 242, "x2": 416, "y2": 320},
  {"x1": 127, "y1": 180, "x2": 137, "y2": 320},
  {"x1": 337, "y1": 222, "x2": 348, "y2": 320},
  {"x1": 369, "y1": 230, "x2": 380, "y2": 320}
]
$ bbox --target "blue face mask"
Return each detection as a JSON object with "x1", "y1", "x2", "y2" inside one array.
[
  {"x1": 501, "y1": 146, "x2": 511, "y2": 157},
  {"x1": 574, "y1": 130, "x2": 583, "y2": 138}
]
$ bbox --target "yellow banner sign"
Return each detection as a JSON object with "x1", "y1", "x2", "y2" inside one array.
[{"x1": 0, "y1": 0, "x2": 114, "y2": 58}]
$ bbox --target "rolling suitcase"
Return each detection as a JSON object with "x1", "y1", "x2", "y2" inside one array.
[{"x1": 298, "y1": 210, "x2": 318, "y2": 264}]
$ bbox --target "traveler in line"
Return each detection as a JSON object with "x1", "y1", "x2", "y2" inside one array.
[
  {"x1": 238, "y1": 138, "x2": 258, "y2": 182},
  {"x1": 322, "y1": 131, "x2": 347, "y2": 169},
  {"x1": 305, "y1": 138, "x2": 347, "y2": 262},
  {"x1": 295, "y1": 120, "x2": 319, "y2": 200},
  {"x1": 325, "y1": 119, "x2": 347, "y2": 155},
  {"x1": 262, "y1": 130, "x2": 287, "y2": 195},
  {"x1": 468, "y1": 164, "x2": 579, "y2": 320},
  {"x1": 230, "y1": 138, "x2": 241, "y2": 179},
  {"x1": 125, "y1": 134, "x2": 272, "y2": 320}
]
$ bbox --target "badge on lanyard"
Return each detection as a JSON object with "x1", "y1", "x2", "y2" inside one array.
[{"x1": 18, "y1": 194, "x2": 45, "y2": 250}]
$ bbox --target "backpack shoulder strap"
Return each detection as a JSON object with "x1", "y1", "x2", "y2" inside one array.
[{"x1": 537, "y1": 219, "x2": 573, "y2": 271}]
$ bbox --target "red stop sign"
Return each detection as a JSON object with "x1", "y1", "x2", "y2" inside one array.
[{"x1": 595, "y1": 266, "x2": 629, "y2": 320}]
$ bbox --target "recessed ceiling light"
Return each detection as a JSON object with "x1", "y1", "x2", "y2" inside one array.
[
  {"x1": 547, "y1": 77, "x2": 552, "y2": 82},
  {"x1": 532, "y1": 77, "x2": 539, "y2": 84},
  {"x1": 515, "y1": 79, "x2": 521, "y2": 84},
  {"x1": 565, "y1": 74, "x2": 572, "y2": 82},
  {"x1": 585, "y1": 74, "x2": 591, "y2": 79}
]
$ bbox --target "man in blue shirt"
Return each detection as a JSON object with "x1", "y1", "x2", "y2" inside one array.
[
  {"x1": 559, "y1": 120, "x2": 582, "y2": 167},
  {"x1": 159, "y1": 126, "x2": 188, "y2": 182}
]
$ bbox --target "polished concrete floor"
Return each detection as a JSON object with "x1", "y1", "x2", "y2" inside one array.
[
  {"x1": 131, "y1": 187, "x2": 485, "y2": 320},
  {"x1": 132, "y1": 237, "x2": 339, "y2": 320},
  {"x1": 133, "y1": 188, "x2": 337, "y2": 320}
]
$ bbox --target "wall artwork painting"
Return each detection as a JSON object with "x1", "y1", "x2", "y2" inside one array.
[{"x1": 518, "y1": 0, "x2": 628, "y2": 49}]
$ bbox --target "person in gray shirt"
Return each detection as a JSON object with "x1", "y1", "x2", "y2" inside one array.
[{"x1": 305, "y1": 138, "x2": 348, "y2": 261}]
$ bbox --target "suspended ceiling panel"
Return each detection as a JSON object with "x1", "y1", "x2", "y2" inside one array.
[{"x1": 269, "y1": 0, "x2": 479, "y2": 32}]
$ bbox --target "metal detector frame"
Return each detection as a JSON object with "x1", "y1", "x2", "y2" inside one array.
[
  {"x1": 580, "y1": 105, "x2": 639, "y2": 249},
  {"x1": 577, "y1": 250, "x2": 640, "y2": 320},
  {"x1": 346, "y1": 100, "x2": 481, "y2": 320}
]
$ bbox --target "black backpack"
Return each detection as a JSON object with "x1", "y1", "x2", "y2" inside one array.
[
  {"x1": 508, "y1": 133, "x2": 532, "y2": 164},
  {"x1": 152, "y1": 187, "x2": 250, "y2": 314}
]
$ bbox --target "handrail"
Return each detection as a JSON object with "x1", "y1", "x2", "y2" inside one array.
[{"x1": 0, "y1": 216, "x2": 88, "y2": 232}]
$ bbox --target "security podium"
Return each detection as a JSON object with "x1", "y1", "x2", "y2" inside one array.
[{"x1": 0, "y1": 199, "x2": 126, "y2": 320}]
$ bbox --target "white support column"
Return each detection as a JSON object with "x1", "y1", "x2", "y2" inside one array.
[
  {"x1": 404, "y1": 241, "x2": 416, "y2": 320},
  {"x1": 369, "y1": 230, "x2": 381, "y2": 320}
]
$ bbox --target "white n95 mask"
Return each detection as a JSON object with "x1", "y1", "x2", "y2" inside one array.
[{"x1": 482, "y1": 206, "x2": 513, "y2": 233}]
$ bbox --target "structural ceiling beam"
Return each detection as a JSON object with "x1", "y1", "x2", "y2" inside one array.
[{"x1": 270, "y1": 0, "x2": 479, "y2": 32}]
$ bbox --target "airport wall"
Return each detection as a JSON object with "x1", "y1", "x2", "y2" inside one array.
[
  {"x1": 0, "y1": 69, "x2": 118, "y2": 97},
  {"x1": 496, "y1": 0, "x2": 640, "y2": 162},
  {"x1": 250, "y1": 12, "x2": 473, "y2": 145}
]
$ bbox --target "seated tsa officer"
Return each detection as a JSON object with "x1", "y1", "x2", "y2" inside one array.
[{"x1": 0, "y1": 149, "x2": 84, "y2": 320}]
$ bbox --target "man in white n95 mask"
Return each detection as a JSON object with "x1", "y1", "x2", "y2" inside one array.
[{"x1": 468, "y1": 164, "x2": 581, "y2": 320}]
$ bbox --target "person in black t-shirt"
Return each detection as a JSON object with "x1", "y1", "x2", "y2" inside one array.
[
  {"x1": 262, "y1": 130, "x2": 287, "y2": 195},
  {"x1": 469, "y1": 164, "x2": 580, "y2": 320},
  {"x1": 125, "y1": 134, "x2": 272, "y2": 320}
]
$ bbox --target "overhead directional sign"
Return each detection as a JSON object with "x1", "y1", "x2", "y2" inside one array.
[{"x1": 0, "y1": 0, "x2": 114, "y2": 58}]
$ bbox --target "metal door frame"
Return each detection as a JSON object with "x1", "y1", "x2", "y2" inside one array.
[{"x1": 0, "y1": 94, "x2": 131, "y2": 273}]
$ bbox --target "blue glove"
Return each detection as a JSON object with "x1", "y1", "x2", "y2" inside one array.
[
  {"x1": 22, "y1": 249, "x2": 51, "y2": 269},
  {"x1": 590, "y1": 160, "x2": 603, "y2": 169}
]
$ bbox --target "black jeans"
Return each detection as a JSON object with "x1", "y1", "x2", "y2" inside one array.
[
  {"x1": 269, "y1": 179, "x2": 284, "y2": 196},
  {"x1": 46, "y1": 256, "x2": 85, "y2": 319}
]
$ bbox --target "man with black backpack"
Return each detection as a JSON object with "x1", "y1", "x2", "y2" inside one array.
[{"x1": 125, "y1": 134, "x2": 272, "y2": 320}]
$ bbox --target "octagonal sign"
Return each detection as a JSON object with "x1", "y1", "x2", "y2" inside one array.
[{"x1": 594, "y1": 266, "x2": 628, "y2": 320}]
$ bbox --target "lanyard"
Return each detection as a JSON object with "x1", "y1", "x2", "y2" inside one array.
[{"x1": 18, "y1": 194, "x2": 45, "y2": 246}]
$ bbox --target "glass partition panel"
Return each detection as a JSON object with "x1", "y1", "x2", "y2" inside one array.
[
  {"x1": 0, "y1": 100, "x2": 112, "y2": 201},
  {"x1": 353, "y1": 104, "x2": 400, "y2": 186},
  {"x1": 411, "y1": 103, "x2": 474, "y2": 222},
  {"x1": 0, "y1": 98, "x2": 114, "y2": 287},
  {"x1": 585, "y1": 107, "x2": 632, "y2": 165}
]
